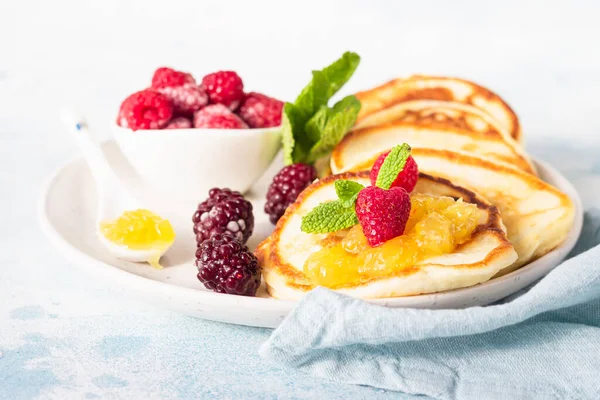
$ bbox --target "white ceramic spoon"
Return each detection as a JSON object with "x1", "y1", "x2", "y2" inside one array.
[{"x1": 59, "y1": 108, "x2": 173, "y2": 265}]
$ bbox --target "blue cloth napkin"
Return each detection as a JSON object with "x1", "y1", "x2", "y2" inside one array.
[{"x1": 260, "y1": 209, "x2": 600, "y2": 400}]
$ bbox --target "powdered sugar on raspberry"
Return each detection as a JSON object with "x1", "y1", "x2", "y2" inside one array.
[
  {"x1": 118, "y1": 90, "x2": 173, "y2": 130},
  {"x1": 201, "y1": 71, "x2": 245, "y2": 110},
  {"x1": 118, "y1": 67, "x2": 285, "y2": 130},
  {"x1": 164, "y1": 116, "x2": 193, "y2": 129},
  {"x1": 116, "y1": 108, "x2": 129, "y2": 128},
  {"x1": 151, "y1": 67, "x2": 195, "y2": 89},
  {"x1": 238, "y1": 92, "x2": 283, "y2": 128},
  {"x1": 193, "y1": 104, "x2": 249, "y2": 129},
  {"x1": 157, "y1": 84, "x2": 208, "y2": 115}
]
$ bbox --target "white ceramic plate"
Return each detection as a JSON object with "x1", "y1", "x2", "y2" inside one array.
[{"x1": 39, "y1": 141, "x2": 583, "y2": 328}]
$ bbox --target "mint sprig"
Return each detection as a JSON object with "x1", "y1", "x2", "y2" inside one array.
[
  {"x1": 301, "y1": 179, "x2": 363, "y2": 233},
  {"x1": 300, "y1": 143, "x2": 414, "y2": 235},
  {"x1": 375, "y1": 144, "x2": 412, "y2": 190},
  {"x1": 335, "y1": 180, "x2": 364, "y2": 207},
  {"x1": 305, "y1": 96, "x2": 361, "y2": 163},
  {"x1": 281, "y1": 104, "x2": 305, "y2": 165},
  {"x1": 300, "y1": 200, "x2": 358, "y2": 234},
  {"x1": 282, "y1": 52, "x2": 361, "y2": 165}
]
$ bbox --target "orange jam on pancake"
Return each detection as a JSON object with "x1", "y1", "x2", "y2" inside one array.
[{"x1": 303, "y1": 194, "x2": 481, "y2": 288}]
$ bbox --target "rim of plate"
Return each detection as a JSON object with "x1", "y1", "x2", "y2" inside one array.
[{"x1": 38, "y1": 154, "x2": 584, "y2": 312}]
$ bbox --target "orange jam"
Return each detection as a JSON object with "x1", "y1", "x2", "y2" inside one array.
[
  {"x1": 100, "y1": 209, "x2": 176, "y2": 268},
  {"x1": 303, "y1": 194, "x2": 482, "y2": 288}
]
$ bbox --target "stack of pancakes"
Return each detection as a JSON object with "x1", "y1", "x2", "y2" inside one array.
[{"x1": 258, "y1": 76, "x2": 575, "y2": 300}]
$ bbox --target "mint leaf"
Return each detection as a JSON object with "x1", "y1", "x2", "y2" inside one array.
[
  {"x1": 294, "y1": 52, "x2": 360, "y2": 116},
  {"x1": 282, "y1": 103, "x2": 313, "y2": 165},
  {"x1": 305, "y1": 95, "x2": 361, "y2": 163},
  {"x1": 304, "y1": 105, "x2": 331, "y2": 145},
  {"x1": 300, "y1": 175, "x2": 364, "y2": 234},
  {"x1": 294, "y1": 70, "x2": 331, "y2": 128},
  {"x1": 320, "y1": 51, "x2": 361, "y2": 98},
  {"x1": 335, "y1": 180, "x2": 364, "y2": 207},
  {"x1": 375, "y1": 143, "x2": 412, "y2": 190},
  {"x1": 282, "y1": 104, "x2": 301, "y2": 165},
  {"x1": 283, "y1": 52, "x2": 361, "y2": 165},
  {"x1": 301, "y1": 200, "x2": 359, "y2": 234},
  {"x1": 281, "y1": 105, "x2": 296, "y2": 165}
]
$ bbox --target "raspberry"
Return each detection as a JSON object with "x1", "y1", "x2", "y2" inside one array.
[
  {"x1": 238, "y1": 92, "x2": 284, "y2": 128},
  {"x1": 193, "y1": 104, "x2": 249, "y2": 129},
  {"x1": 164, "y1": 116, "x2": 193, "y2": 129},
  {"x1": 201, "y1": 71, "x2": 244, "y2": 110},
  {"x1": 116, "y1": 108, "x2": 129, "y2": 128},
  {"x1": 192, "y1": 188, "x2": 254, "y2": 246},
  {"x1": 150, "y1": 67, "x2": 208, "y2": 115},
  {"x1": 370, "y1": 153, "x2": 419, "y2": 193},
  {"x1": 157, "y1": 84, "x2": 209, "y2": 115},
  {"x1": 264, "y1": 164, "x2": 317, "y2": 224},
  {"x1": 195, "y1": 233, "x2": 261, "y2": 296},
  {"x1": 355, "y1": 186, "x2": 411, "y2": 247},
  {"x1": 151, "y1": 67, "x2": 195, "y2": 89},
  {"x1": 118, "y1": 90, "x2": 173, "y2": 130}
]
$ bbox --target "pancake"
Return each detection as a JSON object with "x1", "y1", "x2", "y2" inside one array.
[
  {"x1": 355, "y1": 76, "x2": 523, "y2": 143},
  {"x1": 257, "y1": 171, "x2": 517, "y2": 300},
  {"x1": 331, "y1": 103, "x2": 535, "y2": 174},
  {"x1": 355, "y1": 100, "x2": 513, "y2": 137},
  {"x1": 343, "y1": 149, "x2": 575, "y2": 271}
]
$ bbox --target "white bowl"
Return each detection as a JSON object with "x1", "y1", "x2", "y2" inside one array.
[{"x1": 111, "y1": 122, "x2": 281, "y2": 202}]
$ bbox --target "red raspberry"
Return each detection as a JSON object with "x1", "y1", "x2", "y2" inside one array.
[
  {"x1": 118, "y1": 90, "x2": 173, "y2": 130},
  {"x1": 201, "y1": 71, "x2": 244, "y2": 110},
  {"x1": 116, "y1": 108, "x2": 129, "y2": 128},
  {"x1": 238, "y1": 92, "x2": 284, "y2": 128},
  {"x1": 164, "y1": 116, "x2": 193, "y2": 129},
  {"x1": 193, "y1": 104, "x2": 249, "y2": 129},
  {"x1": 355, "y1": 186, "x2": 411, "y2": 247},
  {"x1": 370, "y1": 153, "x2": 419, "y2": 193},
  {"x1": 151, "y1": 67, "x2": 195, "y2": 89},
  {"x1": 150, "y1": 67, "x2": 208, "y2": 114},
  {"x1": 157, "y1": 84, "x2": 208, "y2": 115}
]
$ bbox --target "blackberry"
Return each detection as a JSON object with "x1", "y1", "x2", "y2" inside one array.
[
  {"x1": 193, "y1": 188, "x2": 254, "y2": 246},
  {"x1": 195, "y1": 233, "x2": 261, "y2": 296},
  {"x1": 264, "y1": 163, "x2": 317, "y2": 224}
]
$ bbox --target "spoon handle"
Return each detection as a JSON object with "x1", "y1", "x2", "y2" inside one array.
[{"x1": 59, "y1": 108, "x2": 120, "y2": 193}]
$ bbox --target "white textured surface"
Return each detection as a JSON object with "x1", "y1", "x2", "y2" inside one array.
[{"x1": 1, "y1": 1, "x2": 600, "y2": 398}]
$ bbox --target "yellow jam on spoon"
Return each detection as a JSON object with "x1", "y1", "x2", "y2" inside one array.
[
  {"x1": 303, "y1": 194, "x2": 482, "y2": 288},
  {"x1": 100, "y1": 209, "x2": 176, "y2": 268}
]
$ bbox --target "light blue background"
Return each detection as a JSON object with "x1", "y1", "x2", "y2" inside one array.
[{"x1": 2, "y1": 0, "x2": 600, "y2": 398}]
